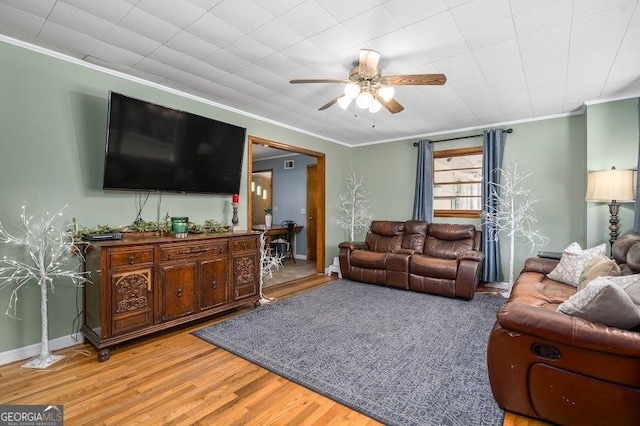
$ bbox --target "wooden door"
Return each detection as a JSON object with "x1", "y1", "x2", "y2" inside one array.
[
  {"x1": 306, "y1": 164, "x2": 318, "y2": 261},
  {"x1": 160, "y1": 262, "x2": 197, "y2": 321},
  {"x1": 199, "y1": 257, "x2": 228, "y2": 310}
]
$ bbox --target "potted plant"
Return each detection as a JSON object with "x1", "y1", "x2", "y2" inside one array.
[{"x1": 264, "y1": 207, "x2": 273, "y2": 228}]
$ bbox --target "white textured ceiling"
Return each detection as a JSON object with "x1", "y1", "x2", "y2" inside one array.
[{"x1": 1, "y1": 0, "x2": 639, "y2": 145}]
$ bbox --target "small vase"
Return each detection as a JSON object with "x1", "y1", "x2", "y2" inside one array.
[{"x1": 265, "y1": 214, "x2": 272, "y2": 228}]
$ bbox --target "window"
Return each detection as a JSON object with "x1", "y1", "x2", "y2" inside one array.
[{"x1": 433, "y1": 147, "x2": 483, "y2": 218}]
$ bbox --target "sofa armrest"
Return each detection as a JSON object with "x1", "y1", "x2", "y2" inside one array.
[
  {"x1": 497, "y1": 302, "x2": 640, "y2": 357},
  {"x1": 455, "y1": 251, "x2": 484, "y2": 300},
  {"x1": 338, "y1": 241, "x2": 367, "y2": 250},
  {"x1": 522, "y1": 257, "x2": 559, "y2": 275},
  {"x1": 456, "y1": 250, "x2": 484, "y2": 263}
]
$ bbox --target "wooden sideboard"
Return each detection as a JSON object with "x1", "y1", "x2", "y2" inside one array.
[{"x1": 82, "y1": 231, "x2": 260, "y2": 361}]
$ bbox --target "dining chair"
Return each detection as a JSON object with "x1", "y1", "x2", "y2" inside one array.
[{"x1": 270, "y1": 220, "x2": 296, "y2": 263}]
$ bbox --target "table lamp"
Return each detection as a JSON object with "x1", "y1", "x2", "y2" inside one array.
[{"x1": 585, "y1": 167, "x2": 636, "y2": 250}]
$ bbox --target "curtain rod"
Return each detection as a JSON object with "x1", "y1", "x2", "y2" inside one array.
[{"x1": 412, "y1": 128, "x2": 513, "y2": 146}]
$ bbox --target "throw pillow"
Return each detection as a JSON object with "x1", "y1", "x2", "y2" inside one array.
[
  {"x1": 577, "y1": 253, "x2": 621, "y2": 290},
  {"x1": 607, "y1": 274, "x2": 640, "y2": 306},
  {"x1": 557, "y1": 277, "x2": 640, "y2": 329},
  {"x1": 547, "y1": 242, "x2": 607, "y2": 287}
]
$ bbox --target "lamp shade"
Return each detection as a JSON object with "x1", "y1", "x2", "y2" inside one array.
[
  {"x1": 356, "y1": 91, "x2": 374, "y2": 109},
  {"x1": 368, "y1": 98, "x2": 382, "y2": 113},
  {"x1": 337, "y1": 95, "x2": 352, "y2": 110},
  {"x1": 377, "y1": 85, "x2": 394, "y2": 102},
  {"x1": 344, "y1": 83, "x2": 360, "y2": 100},
  {"x1": 585, "y1": 169, "x2": 635, "y2": 202}
]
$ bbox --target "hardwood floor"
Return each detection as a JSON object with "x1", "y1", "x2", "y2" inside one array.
[{"x1": 0, "y1": 275, "x2": 547, "y2": 425}]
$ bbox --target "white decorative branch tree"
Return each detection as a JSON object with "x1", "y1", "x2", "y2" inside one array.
[
  {"x1": 482, "y1": 160, "x2": 548, "y2": 295},
  {"x1": 336, "y1": 172, "x2": 372, "y2": 241},
  {"x1": 0, "y1": 203, "x2": 88, "y2": 368},
  {"x1": 257, "y1": 232, "x2": 283, "y2": 305}
]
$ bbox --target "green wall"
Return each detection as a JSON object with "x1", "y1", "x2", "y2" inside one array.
[
  {"x1": 351, "y1": 116, "x2": 586, "y2": 281},
  {"x1": 585, "y1": 99, "x2": 640, "y2": 247},
  {"x1": 1, "y1": 37, "x2": 638, "y2": 357},
  {"x1": 0, "y1": 40, "x2": 350, "y2": 354}
]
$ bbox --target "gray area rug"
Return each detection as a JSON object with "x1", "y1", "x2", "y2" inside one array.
[{"x1": 193, "y1": 280, "x2": 504, "y2": 425}]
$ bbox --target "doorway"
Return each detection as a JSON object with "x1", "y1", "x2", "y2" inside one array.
[
  {"x1": 247, "y1": 136, "x2": 325, "y2": 275},
  {"x1": 250, "y1": 170, "x2": 272, "y2": 226}
]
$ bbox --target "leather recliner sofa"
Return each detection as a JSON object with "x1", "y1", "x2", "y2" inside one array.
[
  {"x1": 338, "y1": 220, "x2": 484, "y2": 300},
  {"x1": 487, "y1": 233, "x2": 640, "y2": 425}
]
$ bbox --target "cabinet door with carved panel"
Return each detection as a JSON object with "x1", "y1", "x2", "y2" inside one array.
[
  {"x1": 200, "y1": 257, "x2": 228, "y2": 310},
  {"x1": 109, "y1": 267, "x2": 154, "y2": 336},
  {"x1": 232, "y1": 236, "x2": 259, "y2": 301},
  {"x1": 160, "y1": 261, "x2": 197, "y2": 321}
]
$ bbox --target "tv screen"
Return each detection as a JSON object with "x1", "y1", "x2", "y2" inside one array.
[{"x1": 103, "y1": 92, "x2": 246, "y2": 194}]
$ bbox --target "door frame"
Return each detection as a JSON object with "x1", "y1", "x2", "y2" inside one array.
[{"x1": 247, "y1": 136, "x2": 326, "y2": 273}]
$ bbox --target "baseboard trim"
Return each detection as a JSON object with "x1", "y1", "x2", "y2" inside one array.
[{"x1": 0, "y1": 334, "x2": 84, "y2": 366}]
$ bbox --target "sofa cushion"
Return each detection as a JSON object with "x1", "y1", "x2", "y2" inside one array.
[
  {"x1": 547, "y1": 242, "x2": 606, "y2": 287},
  {"x1": 428, "y1": 223, "x2": 475, "y2": 240},
  {"x1": 369, "y1": 221, "x2": 405, "y2": 237},
  {"x1": 402, "y1": 220, "x2": 428, "y2": 252},
  {"x1": 410, "y1": 256, "x2": 458, "y2": 280},
  {"x1": 557, "y1": 277, "x2": 640, "y2": 329},
  {"x1": 422, "y1": 224, "x2": 477, "y2": 259},
  {"x1": 608, "y1": 275, "x2": 640, "y2": 306},
  {"x1": 365, "y1": 233, "x2": 402, "y2": 253},
  {"x1": 350, "y1": 250, "x2": 388, "y2": 269},
  {"x1": 577, "y1": 253, "x2": 621, "y2": 290}
]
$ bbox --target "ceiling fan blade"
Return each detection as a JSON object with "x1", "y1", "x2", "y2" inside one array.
[
  {"x1": 318, "y1": 98, "x2": 339, "y2": 111},
  {"x1": 385, "y1": 74, "x2": 447, "y2": 86},
  {"x1": 290, "y1": 79, "x2": 345, "y2": 84},
  {"x1": 374, "y1": 93, "x2": 404, "y2": 114}
]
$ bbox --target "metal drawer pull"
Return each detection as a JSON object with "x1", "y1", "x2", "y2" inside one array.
[
  {"x1": 177, "y1": 288, "x2": 182, "y2": 297},
  {"x1": 211, "y1": 280, "x2": 217, "y2": 289},
  {"x1": 243, "y1": 243, "x2": 247, "y2": 250},
  {"x1": 128, "y1": 255, "x2": 135, "y2": 265}
]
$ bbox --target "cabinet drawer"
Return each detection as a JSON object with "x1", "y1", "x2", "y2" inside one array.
[
  {"x1": 232, "y1": 237, "x2": 257, "y2": 252},
  {"x1": 235, "y1": 284, "x2": 257, "y2": 300},
  {"x1": 109, "y1": 247, "x2": 154, "y2": 267},
  {"x1": 160, "y1": 242, "x2": 228, "y2": 261}
]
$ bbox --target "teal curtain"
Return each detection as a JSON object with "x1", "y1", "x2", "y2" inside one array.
[
  {"x1": 413, "y1": 139, "x2": 434, "y2": 221},
  {"x1": 481, "y1": 129, "x2": 506, "y2": 282}
]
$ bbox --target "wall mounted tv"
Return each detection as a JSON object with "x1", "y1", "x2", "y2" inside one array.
[{"x1": 103, "y1": 91, "x2": 246, "y2": 194}]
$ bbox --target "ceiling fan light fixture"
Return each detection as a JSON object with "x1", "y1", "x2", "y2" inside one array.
[
  {"x1": 344, "y1": 82, "x2": 361, "y2": 99},
  {"x1": 369, "y1": 98, "x2": 382, "y2": 113},
  {"x1": 360, "y1": 49, "x2": 381, "y2": 71},
  {"x1": 356, "y1": 91, "x2": 374, "y2": 109},
  {"x1": 337, "y1": 95, "x2": 352, "y2": 110},
  {"x1": 377, "y1": 85, "x2": 395, "y2": 102}
]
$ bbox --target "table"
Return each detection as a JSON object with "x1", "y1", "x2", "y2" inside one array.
[{"x1": 252, "y1": 224, "x2": 303, "y2": 257}]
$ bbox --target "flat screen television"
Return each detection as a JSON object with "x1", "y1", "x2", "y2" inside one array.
[{"x1": 103, "y1": 92, "x2": 246, "y2": 194}]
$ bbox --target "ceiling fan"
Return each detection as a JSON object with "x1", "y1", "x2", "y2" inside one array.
[{"x1": 290, "y1": 49, "x2": 446, "y2": 114}]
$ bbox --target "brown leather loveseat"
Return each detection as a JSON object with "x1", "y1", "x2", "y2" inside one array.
[
  {"x1": 487, "y1": 234, "x2": 640, "y2": 425},
  {"x1": 338, "y1": 220, "x2": 484, "y2": 300}
]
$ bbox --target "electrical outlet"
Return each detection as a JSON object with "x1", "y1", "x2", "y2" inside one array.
[{"x1": 301, "y1": 208, "x2": 306, "y2": 214}]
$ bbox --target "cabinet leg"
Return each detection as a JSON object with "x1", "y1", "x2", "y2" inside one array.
[{"x1": 97, "y1": 348, "x2": 111, "y2": 362}]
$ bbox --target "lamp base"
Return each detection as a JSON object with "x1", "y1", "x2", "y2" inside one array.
[
  {"x1": 22, "y1": 354, "x2": 65, "y2": 369},
  {"x1": 608, "y1": 201, "x2": 621, "y2": 251}
]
